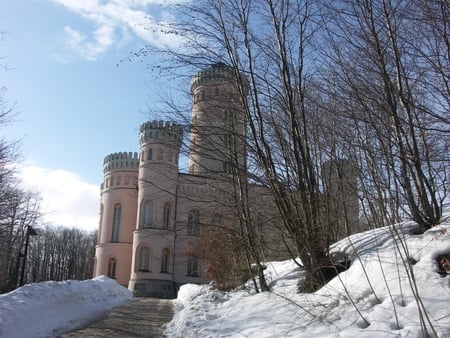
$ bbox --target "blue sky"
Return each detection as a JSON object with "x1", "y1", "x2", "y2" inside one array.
[{"x1": 1, "y1": 0, "x2": 188, "y2": 230}]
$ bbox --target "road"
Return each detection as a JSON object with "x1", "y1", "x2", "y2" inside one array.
[{"x1": 60, "y1": 298, "x2": 174, "y2": 338}]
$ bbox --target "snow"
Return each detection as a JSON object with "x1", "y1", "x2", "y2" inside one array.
[
  {"x1": 0, "y1": 276, "x2": 132, "y2": 338},
  {"x1": 1, "y1": 214, "x2": 449, "y2": 337},
  {"x1": 165, "y1": 214, "x2": 450, "y2": 337}
]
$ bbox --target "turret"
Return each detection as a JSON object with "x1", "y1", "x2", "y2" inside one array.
[
  {"x1": 135, "y1": 120, "x2": 183, "y2": 230},
  {"x1": 189, "y1": 63, "x2": 248, "y2": 177},
  {"x1": 94, "y1": 151, "x2": 139, "y2": 286},
  {"x1": 129, "y1": 120, "x2": 183, "y2": 298}
]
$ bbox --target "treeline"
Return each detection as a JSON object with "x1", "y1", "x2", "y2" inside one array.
[
  {"x1": 0, "y1": 215, "x2": 97, "y2": 293},
  {"x1": 26, "y1": 226, "x2": 97, "y2": 284}
]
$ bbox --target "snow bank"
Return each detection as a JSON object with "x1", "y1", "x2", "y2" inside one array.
[
  {"x1": 165, "y1": 214, "x2": 450, "y2": 337},
  {"x1": 0, "y1": 276, "x2": 132, "y2": 338},
  {"x1": 1, "y1": 215, "x2": 449, "y2": 337}
]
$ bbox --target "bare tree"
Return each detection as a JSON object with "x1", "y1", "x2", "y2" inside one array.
[
  {"x1": 26, "y1": 226, "x2": 97, "y2": 284},
  {"x1": 321, "y1": 0, "x2": 448, "y2": 233},
  {"x1": 143, "y1": 0, "x2": 357, "y2": 291}
]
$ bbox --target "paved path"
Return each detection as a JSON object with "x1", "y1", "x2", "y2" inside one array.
[{"x1": 60, "y1": 298, "x2": 174, "y2": 338}]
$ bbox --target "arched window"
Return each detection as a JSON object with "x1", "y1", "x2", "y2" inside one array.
[
  {"x1": 111, "y1": 204, "x2": 121, "y2": 242},
  {"x1": 162, "y1": 202, "x2": 170, "y2": 228},
  {"x1": 187, "y1": 256, "x2": 199, "y2": 277},
  {"x1": 107, "y1": 257, "x2": 116, "y2": 279},
  {"x1": 142, "y1": 200, "x2": 153, "y2": 228},
  {"x1": 138, "y1": 246, "x2": 150, "y2": 272},
  {"x1": 161, "y1": 248, "x2": 170, "y2": 273},
  {"x1": 187, "y1": 210, "x2": 200, "y2": 236},
  {"x1": 147, "y1": 149, "x2": 153, "y2": 160}
]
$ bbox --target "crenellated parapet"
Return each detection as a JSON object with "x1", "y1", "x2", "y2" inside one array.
[
  {"x1": 103, "y1": 151, "x2": 140, "y2": 174},
  {"x1": 190, "y1": 62, "x2": 248, "y2": 94},
  {"x1": 139, "y1": 120, "x2": 183, "y2": 146}
]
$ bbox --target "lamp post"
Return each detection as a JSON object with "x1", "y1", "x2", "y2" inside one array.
[{"x1": 19, "y1": 225, "x2": 38, "y2": 287}]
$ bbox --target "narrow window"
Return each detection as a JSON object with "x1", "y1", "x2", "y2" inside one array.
[
  {"x1": 111, "y1": 204, "x2": 121, "y2": 242},
  {"x1": 143, "y1": 200, "x2": 153, "y2": 228},
  {"x1": 161, "y1": 248, "x2": 170, "y2": 273},
  {"x1": 211, "y1": 213, "x2": 222, "y2": 226},
  {"x1": 107, "y1": 257, "x2": 116, "y2": 279},
  {"x1": 187, "y1": 211, "x2": 199, "y2": 236},
  {"x1": 223, "y1": 161, "x2": 231, "y2": 173},
  {"x1": 138, "y1": 247, "x2": 150, "y2": 272},
  {"x1": 187, "y1": 256, "x2": 199, "y2": 276},
  {"x1": 224, "y1": 134, "x2": 230, "y2": 147},
  {"x1": 147, "y1": 149, "x2": 153, "y2": 160},
  {"x1": 162, "y1": 202, "x2": 170, "y2": 228}
]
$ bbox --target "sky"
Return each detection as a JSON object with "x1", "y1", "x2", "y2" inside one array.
[
  {"x1": 1, "y1": 214, "x2": 449, "y2": 337},
  {"x1": 1, "y1": 0, "x2": 189, "y2": 231}
]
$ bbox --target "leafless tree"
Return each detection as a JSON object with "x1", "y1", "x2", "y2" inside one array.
[
  {"x1": 143, "y1": 0, "x2": 357, "y2": 291},
  {"x1": 321, "y1": 0, "x2": 448, "y2": 233}
]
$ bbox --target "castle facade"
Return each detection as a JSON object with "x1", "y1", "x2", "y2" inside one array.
[
  {"x1": 94, "y1": 63, "x2": 257, "y2": 298},
  {"x1": 93, "y1": 63, "x2": 359, "y2": 298}
]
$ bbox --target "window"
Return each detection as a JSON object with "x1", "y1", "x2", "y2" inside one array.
[
  {"x1": 223, "y1": 161, "x2": 232, "y2": 173},
  {"x1": 187, "y1": 211, "x2": 200, "y2": 236},
  {"x1": 142, "y1": 200, "x2": 153, "y2": 228},
  {"x1": 211, "y1": 213, "x2": 222, "y2": 226},
  {"x1": 161, "y1": 248, "x2": 170, "y2": 273},
  {"x1": 224, "y1": 134, "x2": 230, "y2": 147},
  {"x1": 187, "y1": 256, "x2": 199, "y2": 277},
  {"x1": 162, "y1": 202, "x2": 170, "y2": 228},
  {"x1": 147, "y1": 149, "x2": 153, "y2": 160},
  {"x1": 138, "y1": 247, "x2": 150, "y2": 272},
  {"x1": 111, "y1": 204, "x2": 121, "y2": 242},
  {"x1": 107, "y1": 257, "x2": 116, "y2": 279}
]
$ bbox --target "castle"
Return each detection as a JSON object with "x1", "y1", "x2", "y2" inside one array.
[{"x1": 93, "y1": 63, "x2": 359, "y2": 298}]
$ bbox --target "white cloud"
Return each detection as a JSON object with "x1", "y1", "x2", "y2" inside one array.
[
  {"x1": 19, "y1": 164, "x2": 100, "y2": 232},
  {"x1": 49, "y1": 0, "x2": 188, "y2": 61}
]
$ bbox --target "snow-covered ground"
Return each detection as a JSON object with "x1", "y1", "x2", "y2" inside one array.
[
  {"x1": 1, "y1": 214, "x2": 449, "y2": 337},
  {"x1": 165, "y1": 214, "x2": 450, "y2": 337},
  {"x1": 0, "y1": 276, "x2": 132, "y2": 338}
]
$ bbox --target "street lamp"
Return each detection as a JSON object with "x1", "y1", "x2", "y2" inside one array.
[{"x1": 19, "y1": 225, "x2": 38, "y2": 287}]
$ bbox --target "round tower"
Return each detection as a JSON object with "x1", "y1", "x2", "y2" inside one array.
[
  {"x1": 189, "y1": 62, "x2": 248, "y2": 177},
  {"x1": 94, "y1": 151, "x2": 139, "y2": 287},
  {"x1": 129, "y1": 120, "x2": 183, "y2": 298}
]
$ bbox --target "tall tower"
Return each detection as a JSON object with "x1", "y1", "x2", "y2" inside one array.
[
  {"x1": 322, "y1": 159, "x2": 359, "y2": 239},
  {"x1": 94, "y1": 152, "x2": 139, "y2": 286},
  {"x1": 128, "y1": 120, "x2": 183, "y2": 298},
  {"x1": 189, "y1": 62, "x2": 248, "y2": 177}
]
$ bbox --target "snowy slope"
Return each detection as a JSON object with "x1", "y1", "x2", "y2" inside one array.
[{"x1": 165, "y1": 214, "x2": 450, "y2": 337}]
